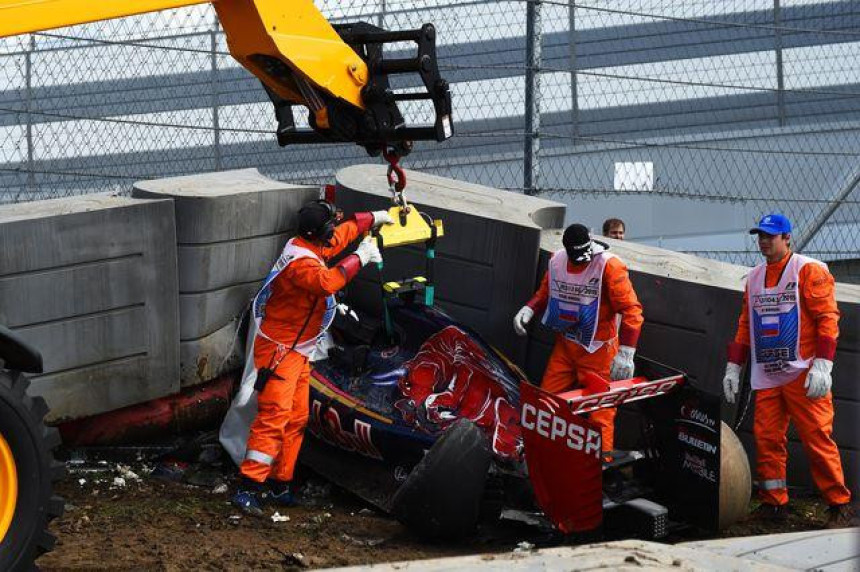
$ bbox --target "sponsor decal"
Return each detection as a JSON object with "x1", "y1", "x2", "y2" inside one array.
[
  {"x1": 752, "y1": 292, "x2": 796, "y2": 306},
  {"x1": 570, "y1": 378, "x2": 681, "y2": 413},
  {"x1": 760, "y1": 347, "x2": 792, "y2": 362},
  {"x1": 551, "y1": 280, "x2": 600, "y2": 299},
  {"x1": 310, "y1": 400, "x2": 383, "y2": 460},
  {"x1": 520, "y1": 403, "x2": 601, "y2": 459},
  {"x1": 763, "y1": 359, "x2": 791, "y2": 374},
  {"x1": 678, "y1": 404, "x2": 717, "y2": 434},
  {"x1": 681, "y1": 451, "x2": 716, "y2": 483},
  {"x1": 678, "y1": 428, "x2": 717, "y2": 454}
]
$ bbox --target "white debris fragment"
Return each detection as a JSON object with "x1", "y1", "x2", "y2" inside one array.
[
  {"x1": 78, "y1": 478, "x2": 87, "y2": 486},
  {"x1": 271, "y1": 512, "x2": 290, "y2": 523},
  {"x1": 212, "y1": 484, "x2": 229, "y2": 494},
  {"x1": 514, "y1": 541, "x2": 535, "y2": 553},
  {"x1": 115, "y1": 464, "x2": 141, "y2": 481},
  {"x1": 112, "y1": 477, "x2": 126, "y2": 488}
]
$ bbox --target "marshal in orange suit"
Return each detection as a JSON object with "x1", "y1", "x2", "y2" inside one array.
[{"x1": 514, "y1": 223, "x2": 643, "y2": 455}]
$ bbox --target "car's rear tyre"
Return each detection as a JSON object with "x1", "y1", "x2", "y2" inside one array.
[{"x1": 0, "y1": 371, "x2": 64, "y2": 571}]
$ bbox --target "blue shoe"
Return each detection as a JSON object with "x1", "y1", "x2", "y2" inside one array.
[
  {"x1": 265, "y1": 480, "x2": 297, "y2": 507},
  {"x1": 232, "y1": 489, "x2": 263, "y2": 516}
]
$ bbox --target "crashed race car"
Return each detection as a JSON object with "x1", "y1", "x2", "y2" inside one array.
[{"x1": 297, "y1": 207, "x2": 752, "y2": 541}]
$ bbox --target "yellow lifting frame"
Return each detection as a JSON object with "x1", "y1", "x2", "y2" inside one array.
[{"x1": 377, "y1": 206, "x2": 444, "y2": 249}]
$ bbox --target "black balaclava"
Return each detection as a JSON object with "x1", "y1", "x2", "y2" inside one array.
[
  {"x1": 298, "y1": 200, "x2": 336, "y2": 244},
  {"x1": 562, "y1": 223, "x2": 593, "y2": 263}
]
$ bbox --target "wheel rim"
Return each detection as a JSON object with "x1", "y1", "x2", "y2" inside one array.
[{"x1": 0, "y1": 432, "x2": 17, "y2": 542}]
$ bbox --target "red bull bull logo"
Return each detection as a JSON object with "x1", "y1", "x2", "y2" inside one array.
[
  {"x1": 310, "y1": 400, "x2": 383, "y2": 460},
  {"x1": 395, "y1": 325, "x2": 522, "y2": 461}
]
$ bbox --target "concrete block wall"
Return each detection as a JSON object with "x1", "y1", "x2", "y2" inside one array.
[
  {"x1": 334, "y1": 165, "x2": 566, "y2": 363},
  {"x1": 1, "y1": 165, "x2": 852, "y2": 497},
  {"x1": 0, "y1": 194, "x2": 180, "y2": 421},
  {"x1": 133, "y1": 169, "x2": 319, "y2": 387},
  {"x1": 527, "y1": 231, "x2": 860, "y2": 495}
]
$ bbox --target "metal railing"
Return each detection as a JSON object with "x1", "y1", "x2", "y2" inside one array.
[{"x1": 0, "y1": 0, "x2": 858, "y2": 272}]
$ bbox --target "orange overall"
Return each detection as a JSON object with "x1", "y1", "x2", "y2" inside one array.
[
  {"x1": 729, "y1": 251, "x2": 849, "y2": 506},
  {"x1": 241, "y1": 214, "x2": 372, "y2": 483},
  {"x1": 528, "y1": 255, "x2": 643, "y2": 452}
]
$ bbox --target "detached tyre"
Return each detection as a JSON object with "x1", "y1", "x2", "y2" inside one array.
[{"x1": 0, "y1": 371, "x2": 64, "y2": 571}]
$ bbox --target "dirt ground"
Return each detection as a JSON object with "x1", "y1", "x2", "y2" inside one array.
[{"x1": 36, "y1": 450, "x2": 832, "y2": 572}]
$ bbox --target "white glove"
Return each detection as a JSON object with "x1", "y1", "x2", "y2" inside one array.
[
  {"x1": 371, "y1": 210, "x2": 394, "y2": 228},
  {"x1": 355, "y1": 236, "x2": 382, "y2": 266},
  {"x1": 610, "y1": 345, "x2": 636, "y2": 380},
  {"x1": 513, "y1": 306, "x2": 534, "y2": 336},
  {"x1": 336, "y1": 303, "x2": 359, "y2": 322},
  {"x1": 723, "y1": 362, "x2": 742, "y2": 404},
  {"x1": 804, "y1": 358, "x2": 833, "y2": 399}
]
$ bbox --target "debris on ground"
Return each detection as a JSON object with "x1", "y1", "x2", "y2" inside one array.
[
  {"x1": 340, "y1": 533, "x2": 386, "y2": 547},
  {"x1": 283, "y1": 552, "x2": 307, "y2": 568},
  {"x1": 36, "y1": 436, "x2": 837, "y2": 570},
  {"x1": 117, "y1": 464, "x2": 142, "y2": 481}
]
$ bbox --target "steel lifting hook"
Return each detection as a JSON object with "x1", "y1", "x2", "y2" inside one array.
[{"x1": 383, "y1": 149, "x2": 407, "y2": 195}]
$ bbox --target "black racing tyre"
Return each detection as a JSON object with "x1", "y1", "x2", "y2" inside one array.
[
  {"x1": 0, "y1": 370, "x2": 65, "y2": 571},
  {"x1": 391, "y1": 418, "x2": 492, "y2": 540}
]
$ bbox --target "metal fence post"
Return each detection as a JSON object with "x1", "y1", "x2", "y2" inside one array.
[
  {"x1": 774, "y1": 0, "x2": 786, "y2": 126},
  {"x1": 211, "y1": 22, "x2": 221, "y2": 171},
  {"x1": 569, "y1": 1, "x2": 579, "y2": 144},
  {"x1": 378, "y1": 0, "x2": 386, "y2": 28},
  {"x1": 523, "y1": 0, "x2": 542, "y2": 195},
  {"x1": 25, "y1": 34, "x2": 36, "y2": 197}
]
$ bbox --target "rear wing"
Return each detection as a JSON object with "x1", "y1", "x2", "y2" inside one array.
[{"x1": 520, "y1": 359, "x2": 722, "y2": 535}]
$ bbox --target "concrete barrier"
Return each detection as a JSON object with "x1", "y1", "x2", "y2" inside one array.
[
  {"x1": 334, "y1": 164, "x2": 565, "y2": 363},
  {"x1": 528, "y1": 230, "x2": 860, "y2": 494},
  {"x1": 133, "y1": 168, "x2": 319, "y2": 387},
  {"x1": 0, "y1": 194, "x2": 180, "y2": 421}
]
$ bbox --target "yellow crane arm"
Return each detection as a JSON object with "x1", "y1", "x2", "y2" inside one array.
[{"x1": 0, "y1": 0, "x2": 453, "y2": 156}]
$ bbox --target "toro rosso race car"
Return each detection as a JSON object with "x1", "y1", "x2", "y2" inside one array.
[{"x1": 300, "y1": 207, "x2": 750, "y2": 540}]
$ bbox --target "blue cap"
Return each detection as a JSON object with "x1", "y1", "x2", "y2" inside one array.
[{"x1": 749, "y1": 213, "x2": 792, "y2": 236}]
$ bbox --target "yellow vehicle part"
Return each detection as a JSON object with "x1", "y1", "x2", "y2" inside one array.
[
  {"x1": 0, "y1": 0, "x2": 369, "y2": 122},
  {"x1": 215, "y1": 0, "x2": 367, "y2": 118},
  {"x1": 0, "y1": 431, "x2": 17, "y2": 543},
  {"x1": 378, "y1": 206, "x2": 444, "y2": 248},
  {"x1": 0, "y1": 0, "x2": 207, "y2": 37}
]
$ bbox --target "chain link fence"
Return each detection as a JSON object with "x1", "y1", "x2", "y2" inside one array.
[{"x1": 1, "y1": 1, "x2": 858, "y2": 277}]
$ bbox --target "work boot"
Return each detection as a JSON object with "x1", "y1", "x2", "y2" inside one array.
[
  {"x1": 264, "y1": 479, "x2": 297, "y2": 507},
  {"x1": 231, "y1": 477, "x2": 264, "y2": 516},
  {"x1": 825, "y1": 503, "x2": 858, "y2": 529},
  {"x1": 749, "y1": 502, "x2": 789, "y2": 522}
]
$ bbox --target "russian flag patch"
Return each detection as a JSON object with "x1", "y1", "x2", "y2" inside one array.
[
  {"x1": 761, "y1": 315, "x2": 780, "y2": 337},
  {"x1": 559, "y1": 303, "x2": 580, "y2": 323}
]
